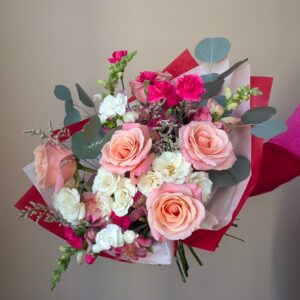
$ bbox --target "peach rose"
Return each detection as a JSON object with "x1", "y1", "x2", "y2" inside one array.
[
  {"x1": 33, "y1": 142, "x2": 77, "y2": 192},
  {"x1": 100, "y1": 123, "x2": 152, "y2": 177},
  {"x1": 179, "y1": 121, "x2": 236, "y2": 170},
  {"x1": 146, "y1": 183, "x2": 205, "y2": 241}
]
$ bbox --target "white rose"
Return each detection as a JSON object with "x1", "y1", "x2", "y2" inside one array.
[
  {"x1": 112, "y1": 178, "x2": 137, "y2": 217},
  {"x1": 123, "y1": 230, "x2": 137, "y2": 244},
  {"x1": 95, "y1": 193, "x2": 113, "y2": 219},
  {"x1": 92, "y1": 167, "x2": 121, "y2": 196},
  {"x1": 123, "y1": 111, "x2": 139, "y2": 123},
  {"x1": 52, "y1": 188, "x2": 85, "y2": 225},
  {"x1": 99, "y1": 93, "x2": 128, "y2": 122},
  {"x1": 186, "y1": 172, "x2": 213, "y2": 202},
  {"x1": 138, "y1": 170, "x2": 163, "y2": 196},
  {"x1": 92, "y1": 224, "x2": 124, "y2": 253},
  {"x1": 152, "y1": 151, "x2": 191, "y2": 184}
]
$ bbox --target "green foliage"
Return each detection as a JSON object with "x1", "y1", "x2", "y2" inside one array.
[
  {"x1": 195, "y1": 37, "x2": 231, "y2": 63},
  {"x1": 252, "y1": 119, "x2": 287, "y2": 139},
  {"x1": 201, "y1": 73, "x2": 219, "y2": 83},
  {"x1": 242, "y1": 106, "x2": 277, "y2": 124},
  {"x1": 51, "y1": 246, "x2": 76, "y2": 290},
  {"x1": 97, "y1": 51, "x2": 137, "y2": 95},
  {"x1": 54, "y1": 85, "x2": 72, "y2": 101},
  {"x1": 209, "y1": 155, "x2": 251, "y2": 187},
  {"x1": 76, "y1": 83, "x2": 94, "y2": 107}
]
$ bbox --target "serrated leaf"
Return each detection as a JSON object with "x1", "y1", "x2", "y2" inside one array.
[
  {"x1": 209, "y1": 156, "x2": 251, "y2": 188},
  {"x1": 201, "y1": 73, "x2": 219, "y2": 83},
  {"x1": 76, "y1": 83, "x2": 94, "y2": 107},
  {"x1": 252, "y1": 119, "x2": 287, "y2": 139},
  {"x1": 242, "y1": 106, "x2": 277, "y2": 124},
  {"x1": 82, "y1": 115, "x2": 101, "y2": 143},
  {"x1": 195, "y1": 37, "x2": 231, "y2": 63},
  {"x1": 54, "y1": 85, "x2": 72, "y2": 101}
]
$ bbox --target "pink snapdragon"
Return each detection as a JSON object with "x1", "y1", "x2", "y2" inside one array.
[
  {"x1": 107, "y1": 50, "x2": 128, "y2": 64},
  {"x1": 63, "y1": 227, "x2": 83, "y2": 250},
  {"x1": 175, "y1": 74, "x2": 206, "y2": 101}
]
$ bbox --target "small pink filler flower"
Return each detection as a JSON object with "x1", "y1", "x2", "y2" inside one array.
[{"x1": 107, "y1": 50, "x2": 128, "y2": 64}]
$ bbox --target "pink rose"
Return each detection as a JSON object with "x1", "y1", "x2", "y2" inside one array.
[
  {"x1": 83, "y1": 192, "x2": 103, "y2": 223},
  {"x1": 33, "y1": 143, "x2": 77, "y2": 192},
  {"x1": 107, "y1": 50, "x2": 128, "y2": 64},
  {"x1": 193, "y1": 107, "x2": 213, "y2": 122},
  {"x1": 63, "y1": 227, "x2": 83, "y2": 250},
  {"x1": 146, "y1": 183, "x2": 205, "y2": 241},
  {"x1": 179, "y1": 121, "x2": 236, "y2": 170},
  {"x1": 100, "y1": 123, "x2": 152, "y2": 176},
  {"x1": 175, "y1": 74, "x2": 206, "y2": 102}
]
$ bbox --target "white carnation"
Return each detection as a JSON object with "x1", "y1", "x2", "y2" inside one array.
[
  {"x1": 123, "y1": 111, "x2": 139, "y2": 123},
  {"x1": 99, "y1": 93, "x2": 128, "y2": 122},
  {"x1": 123, "y1": 230, "x2": 137, "y2": 244},
  {"x1": 112, "y1": 177, "x2": 137, "y2": 217},
  {"x1": 152, "y1": 151, "x2": 191, "y2": 184},
  {"x1": 138, "y1": 170, "x2": 163, "y2": 196},
  {"x1": 92, "y1": 224, "x2": 124, "y2": 253},
  {"x1": 52, "y1": 188, "x2": 85, "y2": 225},
  {"x1": 92, "y1": 167, "x2": 120, "y2": 196},
  {"x1": 186, "y1": 172, "x2": 213, "y2": 202}
]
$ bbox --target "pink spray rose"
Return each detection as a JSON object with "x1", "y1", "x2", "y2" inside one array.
[
  {"x1": 100, "y1": 123, "x2": 152, "y2": 177},
  {"x1": 107, "y1": 50, "x2": 128, "y2": 64},
  {"x1": 83, "y1": 192, "x2": 103, "y2": 223},
  {"x1": 193, "y1": 107, "x2": 213, "y2": 122},
  {"x1": 146, "y1": 183, "x2": 205, "y2": 241},
  {"x1": 33, "y1": 142, "x2": 77, "y2": 192},
  {"x1": 175, "y1": 74, "x2": 206, "y2": 102},
  {"x1": 179, "y1": 121, "x2": 236, "y2": 170}
]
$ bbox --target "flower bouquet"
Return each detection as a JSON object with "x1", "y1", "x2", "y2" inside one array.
[{"x1": 16, "y1": 37, "x2": 288, "y2": 289}]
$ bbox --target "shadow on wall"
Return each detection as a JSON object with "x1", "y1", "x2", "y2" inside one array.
[{"x1": 272, "y1": 179, "x2": 300, "y2": 300}]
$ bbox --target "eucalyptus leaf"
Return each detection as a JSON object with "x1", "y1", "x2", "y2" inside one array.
[
  {"x1": 202, "y1": 78, "x2": 224, "y2": 100},
  {"x1": 201, "y1": 73, "x2": 219, "y2": 83},
  {"x1": 242, "y1": 106, "x2": 277, "y2": 124},
  {"x1": 82, "y1": 115, "x2": 101, "y2": 143},
  {"x1": 195, "y1": 37, "x2": 231, "y2": 63},
  {"x1": 213, "y1": 95, "x2": 226, "y2": 107},
  {"x1": 252, "y1": 119, "x2": 287, "y2": 139},
  {"x1": 209, "y1": 156, "x2": 251, "y2": 188},
  {"x1": 54, "y1": 85, "x2": 72, "y2": 101},
  {"x1": 71, "y1": 132, "x2": 103, "y2": 159},
  {"x1": 218, "y1": 58, "x2": 248, "y2": 80},
  {"x1": 76, "y1": 83, "x2": 94, "y2": 107},
  {"x1": 65, "y1": 100, "x2": 74, "y2": 112},
  {"x1": 64, "y1": 109, "x2": 81, "y2": 126}
]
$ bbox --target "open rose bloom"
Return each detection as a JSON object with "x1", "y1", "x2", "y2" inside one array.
[{"x1": 16, "y1": 38, "x2": 298, "y2": 288}]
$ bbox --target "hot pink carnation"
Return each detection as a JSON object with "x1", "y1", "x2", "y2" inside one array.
[
  {"x1": 100, "y1": 123, "x2": 152, "y2": 177},
  {"x1": 107, "y1": 50, "x2": 128, "y2": 64},
  {"x1": 146, "y1": 183, "x2": 205, "y2": 241},
  {"x1": 175, "y1": 74, "x2": 206, "y2": 102},
  {"x1": 33, "y1": 143, "x2": 77, "y2": 192},
  {"x1": 179, "y1": 121, "x2": 236, "y2": 170}
]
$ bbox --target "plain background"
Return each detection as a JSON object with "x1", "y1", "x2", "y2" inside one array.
[{"x1": 1, "y1": 0, "x2": 300, "y2": 299}]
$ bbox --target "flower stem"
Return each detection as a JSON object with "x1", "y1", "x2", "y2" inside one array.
[
  {"x1": 188, "y1": 246, "x2": 203, "y2": 266},
  {"x1": 77, "y1": 163, "x2": 97, "y2": 173}
]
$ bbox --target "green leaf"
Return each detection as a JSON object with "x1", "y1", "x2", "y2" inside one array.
[
  {"x1": 213, "y1": 95, "x2": 226, "y2": 107},
  {"x1": 54, "y1": 85, "x2": 72, "y2": 101},
  {"x1": 64, "y1": 109, "x2": 81, "y2": 126},
  {"x1": 76, "y1": 83, "x2": 94, "y2": 107},
  {"x1": 201, "y1": 73, "x2": 219, "y2": 83},
  {"x1": 209, "y1": 156, "x2": 251, "y2": 187},
  {"x1": 195, "y1": 37, "x2": 231, "y2": 63},
  {"x1": 202, "y1": 78, "x2": 224, "y2": 100},
  {"x1": 218, "y1": 58, "x2": 248, "y2": 80},
  {"x1": 252, "y1": 119, "x2": 287, "y2": 139},
  {"x1": 64, "y1": 100, "x2": 74, "y2": 112},
  {"x1": 71, "y1": 132, "x2": 103, "y2": 159},
  {"x1": 82, "y1": 115, "x2": 101, "y2": 143},
  {"x1": 242, "y1": 106, "x2": 277, "y2": 124}
]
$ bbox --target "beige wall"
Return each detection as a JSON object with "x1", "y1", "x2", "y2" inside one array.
[{"x1": 1, "y1": 0, "x2": 300, "y2": 299}]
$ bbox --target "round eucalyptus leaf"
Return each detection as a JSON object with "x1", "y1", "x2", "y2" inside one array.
[
  {"x1": 252, "y1": 119, "x2": 287, "y2": 139},
  {"x1": 64, "y1": 108, "x2": 81, "y2": 126},
  {"x1": 195, "y1": 37, "x2": 231, "y2": 63},
  {"x1": 54, "y1": 85, "x2": 72, "y2": 101},
  {"x1": 242, "y1": 106, "x2": 277, "y2": 125}
]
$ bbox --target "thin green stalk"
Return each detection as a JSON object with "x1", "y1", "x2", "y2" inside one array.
[
  {"x1": 188, "y1": 246, "x2": 203, "y2": 266},
  {"x1": 225, "y1": 233, "x2": 245, "y2": 243},
  {"x1": 77, "y1": 163, "x2": 97, "y2": 174},
  {"x1": 175, "y1": 255, "x2": 186, "y2": 283}
]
